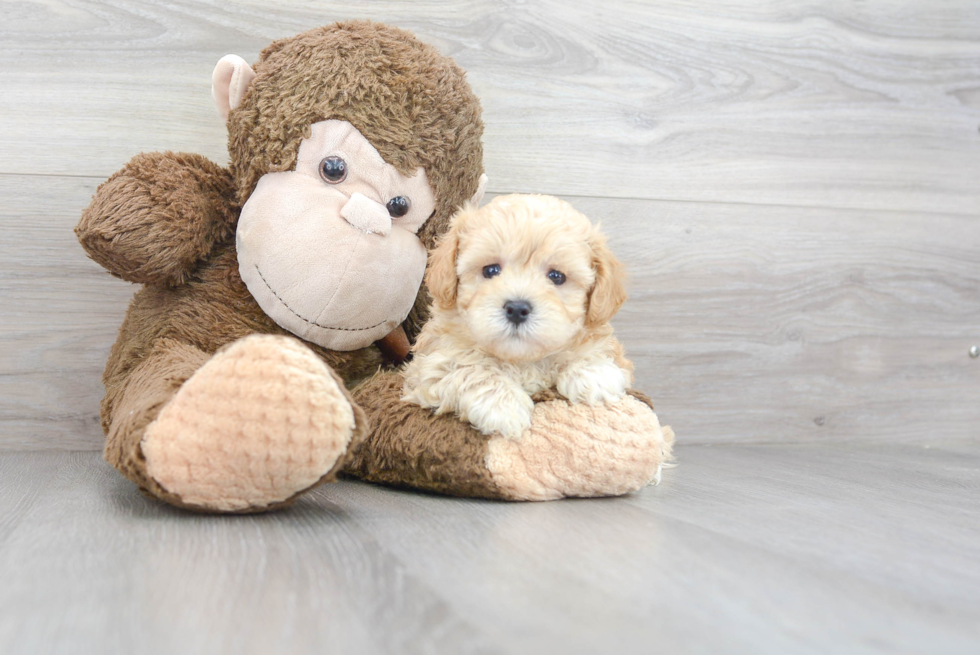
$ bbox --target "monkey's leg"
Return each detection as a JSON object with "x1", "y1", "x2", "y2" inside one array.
[
  {"x1": 105, "y1": 335, "x2": 367, "y2": 512},
  {"x1": 345, "y1": 371, "x2": 672, "y2": 501}
]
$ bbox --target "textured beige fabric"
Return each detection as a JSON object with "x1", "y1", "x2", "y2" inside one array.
[
  {"x1": 294, "y1": 120, "x2": 437, "y2": 234},
  {"x1": 211, "y1": 54, "x2": 257, "y2": 121},
  {"x1": 142, "y1": 335, "x2": 356, "y2": 511},
  {"x1": 340, "y1": 192, "x2": 394, "y2": 236},
  {"x1": 236, "y1": 120, "x2": 432, "y2": 351},
  {"x1": 485, "y1": 395, "x2": 672, "y2": 501}
]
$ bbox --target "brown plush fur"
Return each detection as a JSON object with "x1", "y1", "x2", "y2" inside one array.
[
  {"x1": 107, "y1": 337, "x2": 369, "y2": 513},
  {"x1": 347, "y1": 373, "x2": 662, "y2": 500},
  {"x1": 76, "y1": 22, "x2": 485, "y2": 510},
  {"x1": 228, "y1": 22, "x2": 485, "y2": 340},
  {"x1": 225, "y1": 22, "x2": 484, "y2": 341},
  {"x1": 348, "y1": 371, "x2": 507, "y2": 499},
  {"x1": 227, "y1": 21, "x2": 483, "y2": 250},
  {"x1": 76, "y1": 152, "x2": 238, "y2": 287},
  {"x1": 76, "y1": 21, "x2": 668, "y2": 511}
]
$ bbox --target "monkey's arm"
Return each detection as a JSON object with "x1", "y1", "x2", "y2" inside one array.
[
  {"x1": 76, "y1": 152, "x2": 238, "y2": 286},
  {"x1": 347, "y1": 371, "x2": 673, "y2": 501}
]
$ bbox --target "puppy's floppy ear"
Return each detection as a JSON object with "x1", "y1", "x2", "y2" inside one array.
[
  {"x1": 426, "y1": 221, "x2": 461, "y2": 311},
  {"x1": 586, "y1": 228, "x2": 628, "y2": 328}
]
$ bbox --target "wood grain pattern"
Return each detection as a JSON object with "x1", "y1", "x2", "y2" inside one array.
[
  {"x1": 0, "y1": 174, "x2": 132, "y2": 449},
  {"x1": 1, "y1": 1, "x2": 978, "y2": 213},
  {"x1": 588, "y1": 195, "x2": 980, "y2": 444},
  {"x1": 1, "y1": 447, "x2": 978, "y2": 654},
  {"x1": 1, "y1": 1, "x2": 978, "y2": 448},
  {"x1": 2, "y1": 176, "x2": 978, "y2": 448},
  {"x1": 2, "y1": 5, "x2": 977, "y2": 651}
]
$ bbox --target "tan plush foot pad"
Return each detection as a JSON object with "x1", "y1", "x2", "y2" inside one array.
[
  {"x1": 142, "y1": 335, "x2": 356, "y2": 512},
  {"x1": 485, "y1": 395, "x2": 673, "y2": 501}
]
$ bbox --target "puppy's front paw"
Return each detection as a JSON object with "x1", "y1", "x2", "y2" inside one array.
[
  {"x1": 467, "y1": 386, "x2": 534, "y2": 440},
  {"x1": 557, "y1": 360, "x2": 630, "y2": 405}
]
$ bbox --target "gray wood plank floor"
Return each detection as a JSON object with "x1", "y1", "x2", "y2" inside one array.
[
  {"x1": 1, "y1": 445, "x2": 978, "y2": 654},
  {"x1": 3, "y1": 1, "x2": 979, "y2": 214},
  {"x1": 2, "y1": 0, "x2": 978, "y2": 448},
  {"x1": 1, "y1": 2, "x2": 979, "y2": 652},
  {"x1": 3, "y1": 177, "x2": 978, "y2": 449}
]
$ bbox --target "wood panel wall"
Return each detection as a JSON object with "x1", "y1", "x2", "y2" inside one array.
[{"x1": 1, "y1": 0, "x2": 978, "y2": 449}]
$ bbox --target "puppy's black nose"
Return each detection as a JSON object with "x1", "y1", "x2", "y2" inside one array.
[{"x1": 504, "y1": 299, "x2": 532, "y2": 325}]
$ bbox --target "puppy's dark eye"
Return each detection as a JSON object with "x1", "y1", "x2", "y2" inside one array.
[
  {"x1": 483, "y1": 264, "x2": 501, "y2": 279},
  {"x1": 548, "y1": 269, "x2": 566, "y2": 285},
  {"x1": 386, "y1": 196, "x2": 411, "y2": 218},
  {"x1": 319, "y1": 156, "x2": 347, "y2": 183}
]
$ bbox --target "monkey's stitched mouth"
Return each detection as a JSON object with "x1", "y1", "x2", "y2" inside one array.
[{"x1": 254, "y1": 265, "x2": 387, "y2": 332}]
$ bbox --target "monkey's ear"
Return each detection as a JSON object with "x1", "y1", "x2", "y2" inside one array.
[
  {"x1": 211, "y1": 55, "x2": 257, "y2": 121},
  {"x1": 426, "y1": 226, "x2": 461, "y2": 311},
  {"x1": 586, "y1": 229, "x2": 628, "y2": 328},
  {"x1": 470, "y1": 174, "x2": 489, "y2": 206}
]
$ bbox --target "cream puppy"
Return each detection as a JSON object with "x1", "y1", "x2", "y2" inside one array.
[{"x1": 402, "y1": 194, "x2": 634, "y2": 440}]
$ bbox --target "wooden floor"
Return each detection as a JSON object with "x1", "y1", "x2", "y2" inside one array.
[
  {"x1": 2, "y1": 443, "x2": 979, "y2": 654},
  {"x1": 1, "y1": 1, "x2": 979, "y2": 652},
  {"x1": 2, "y1": 0, "x2": 978, "y2": 449}
]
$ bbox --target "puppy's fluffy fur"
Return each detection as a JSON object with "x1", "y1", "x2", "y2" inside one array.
[{"x1": 402, "y1": 194, "x2": 634, "y2": 440}]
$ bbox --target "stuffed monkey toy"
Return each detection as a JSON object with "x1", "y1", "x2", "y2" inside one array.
[{"x1": 76, "y1": 21, "x2": 672, "y2": 512}]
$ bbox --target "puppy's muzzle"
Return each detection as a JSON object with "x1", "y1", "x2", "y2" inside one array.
[{"x1": 504, "y1": 299, "x2": 533, "y2": 325}]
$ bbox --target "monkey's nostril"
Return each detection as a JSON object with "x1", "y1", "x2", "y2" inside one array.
[{"x1": 503, "y1": 299, "x2": 532, "y2": 325}]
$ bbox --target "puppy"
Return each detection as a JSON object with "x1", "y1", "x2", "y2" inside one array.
[{"x1": 402, "y1": 194, "x2": 634, "y2": 440}]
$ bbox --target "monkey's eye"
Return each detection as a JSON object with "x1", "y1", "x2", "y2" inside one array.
[
  {"x1": 547, "y1": 269, "x2": 566, "y2": 285},
  {"x1": 386, "y1": 196, "x2": 411, "y2": 218},
  {"x1": 483, "y1": 264, "x2": 501, "y2": 279},
  {"x1": 319, "y1": 156, "x2": 348, "y2": 184}
]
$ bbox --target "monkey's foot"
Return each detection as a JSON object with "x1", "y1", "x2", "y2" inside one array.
[
  {"x1": 485, "y1": 393, "x2": 674, "y2": 501},
  {"x1": 347, "y1": 374, "x2": 674, "y2": 501},
  {"x1": 141, "y1": 334, "x2": 358, "y2": 512}
]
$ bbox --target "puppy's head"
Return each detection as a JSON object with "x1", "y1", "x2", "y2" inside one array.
[{"x1": 426, "y1": 194, "x2": 626, "y2": 362}]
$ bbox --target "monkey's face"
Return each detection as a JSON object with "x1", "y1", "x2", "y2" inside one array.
[{"x1": 237, "y1": 120, "x2": 437, "y2": 350}]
